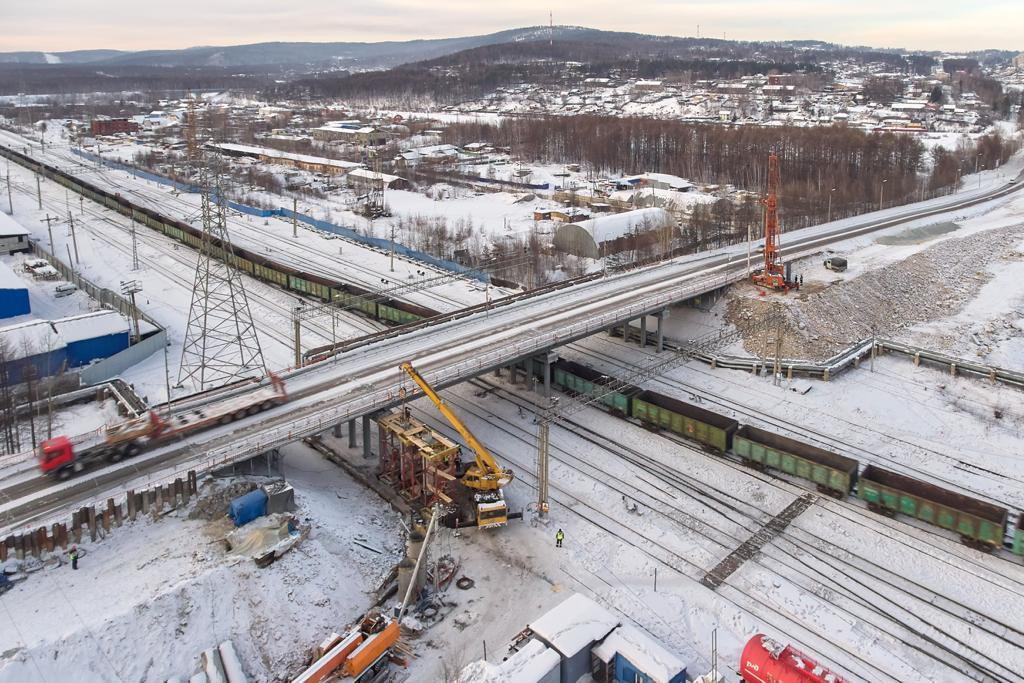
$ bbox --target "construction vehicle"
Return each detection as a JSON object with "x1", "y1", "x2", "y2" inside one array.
[
  {"x1": 37, "y1": 374, "x2": 287, "y2": 479},
  {"x1": 399, "y1": 361, "x2": 514, "y2": 529},
  {"x1": 292, "y1": 610, "x2": 400, "y2": 683},
  {"x1": 751, "y1": 153, "x2": 800, "y2": 292}
]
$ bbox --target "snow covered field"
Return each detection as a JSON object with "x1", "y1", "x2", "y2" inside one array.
[{"x1": 0, "y1": 444, "x2": 402, "y2": 682}]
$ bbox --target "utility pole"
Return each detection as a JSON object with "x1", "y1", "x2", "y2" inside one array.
[
  {"x1": 389, "y1": 224, "x2": 396, "y2": 272},
  {"x1": 827, "y1": 187, "x2": 836, "y2": 223},
  {"x1": 293, "y1": 305, "x2": 302, "y2": 369},
  {"x1": 292, "y1": 197, "x2": 297, "y2": 238},
  {"x1": 870, "y1": 325, "x2": 877, "y2": 372},
  {"x1": 120, "y1": 280, "x2": 142, "y2": 343},
  {"x1": 5, "y1": 161, "x2": 12, "y2": 215},
  {"x1": 163, "y1": 341, "x2": 173, "y2": 414},
  {"x1": 35, "y1": 173, "x2": 42, "y2": 210},
  {"x1": 68, "y1": 213, "x2": 80, "y2": 264},
  {"x1": 537, "y1": 410, "x2": 551, "y2": 518},
  {"x1": 79, "y1": 195, "x2": 83, "y2": 216},
  {"x1": 130, "y1": 222, "x2": 139, "y2": 270},
  {"x1": 42, "y1": 214, "x2": 53, "y2": 255}
]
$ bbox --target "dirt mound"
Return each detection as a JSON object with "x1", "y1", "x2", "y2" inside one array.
[
  {"x1": 728, "y1": 224, "x2": 1024, "y2": 360},
  {"x1": 188, "y1": 479, "x2": 268, "y2": 521}
]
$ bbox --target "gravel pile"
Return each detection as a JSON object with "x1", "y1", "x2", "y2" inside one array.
[{"x1": 728, "y1": 224, "x2": 1024, "y2": 360}]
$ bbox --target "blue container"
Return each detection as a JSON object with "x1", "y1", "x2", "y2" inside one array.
[{"x1": 228, "y1": 489, "x2": 268, "y2": 527}]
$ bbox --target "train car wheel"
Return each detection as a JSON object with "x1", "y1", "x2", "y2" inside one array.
[{"x1": 247, "y1": 405, "x2": 261, "y2": 416}]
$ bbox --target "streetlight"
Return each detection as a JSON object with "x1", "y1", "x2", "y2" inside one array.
[
  {"x1": 827, "y1": 187, "x2": 837, "y2": 223},
  {"x1": 879, "y1": 179, "x2": 888, "y2": 211}
]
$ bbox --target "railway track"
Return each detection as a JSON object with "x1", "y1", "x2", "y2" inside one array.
[
  {"x1": 430, "y1": 379, "x2": 1024, "y2": 682},
  {"x1": 572, "y1": 339, "x2": 1024, "y2": 509},
  {"x1": 35, "y1": 142, "x2": 476, "y2": 313},
  {"x1": 8, "y1": 174, "x2": 381, "y2": 353}
]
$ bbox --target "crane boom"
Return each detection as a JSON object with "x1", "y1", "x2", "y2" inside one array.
[{"x1": 399, "y1": 362, "x2": 512, "y2": 491}]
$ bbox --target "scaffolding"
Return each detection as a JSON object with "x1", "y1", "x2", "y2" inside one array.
[{"x1": 377, "y1": 409, "x2": 460, "y2": 512}]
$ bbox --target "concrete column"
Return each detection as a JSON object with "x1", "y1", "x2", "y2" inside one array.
[
  {"x1": 639, "y1": 316, "x2": 647, "y2": 347},
  {"x1": 656, "y1": 309, "x2": 666, "y2": 353},
  {"x1": 332, "y1": 422, "x2": 343, "y2": 438},
  {"x1": 362, "y1": 414, "x2": 372, "y2": 459},
  {"x1": 348, "y1": 419, "x2": 357, "y2": 449},
  {"x1": 544, "y1": 352, "x2": 556, "y2": 399},
  {"x1": 510, "y1": 363, "x2": 519, "y2": 385}
]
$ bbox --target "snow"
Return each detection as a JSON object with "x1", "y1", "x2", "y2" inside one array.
[
  {"x1": 0, "y1": 212, "x2": 30, "y2": 238},
  {"x1": 592, "y1": 624, "x2": 687, "y2": 683},
  {"x1": 528, "y1": 592, "x2": 619, "y2": 656},
  {"x1": 461, "y1": 639, "x2": 560, "y2": 683},
  {"x1": 52, "y1": 310, "x2": 129, "y2": 343},
  {"x1": 0, "y1": 260, "x2": 25, "y2": 290},
  {"x1": 0, "y1": 318, "x2": 59, "y2": 355},
  {"x1": 207, "y1": 142, "x2": 363, "y2": 171},
  {"x1": 0, "y1": 441, "x2": 402, "y2": 682}
]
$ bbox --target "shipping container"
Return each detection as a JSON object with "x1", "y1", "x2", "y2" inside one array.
[
  {"x1": 858, "y1": 465, "x2": 1008, "y2": 549},
  {"x1": 733, "y1": 425, "x2": 858, "y2": 496},
  {"x1": 631, "y1": 390, "x2": 738, "y2": 452}
]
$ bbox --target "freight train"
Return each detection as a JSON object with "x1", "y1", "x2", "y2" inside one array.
[
  {"x1": 0, "y1": 143, "x2": 435, "y2": 328},
  {"x1": 534, "y1": 358, "x2": 1024, "y2": 556},
  {"x1": 37, "y1": 375, "x2": 288, "y2": 479}
]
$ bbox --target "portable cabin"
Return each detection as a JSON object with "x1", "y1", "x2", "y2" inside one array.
[
  {"x1": 528, "y1": 594, "x2": 619, "y2": 683},
  {"x1": 592, "y1": 624, "x2": 687, "y2": 683}
]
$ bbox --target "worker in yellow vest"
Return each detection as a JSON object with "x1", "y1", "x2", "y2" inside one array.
[{"x1": 555, "y1": 529, "x2": 564, "y2": 548}]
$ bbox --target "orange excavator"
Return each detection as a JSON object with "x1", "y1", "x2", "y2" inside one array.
[{"x1": 751, "y1": 153, "x2": 799, "y2": 292}]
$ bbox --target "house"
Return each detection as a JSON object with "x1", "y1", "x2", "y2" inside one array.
[
  {"x1": 206, "y1": 142, "x2": 363, "y2": 176},
  {"x1": 592, "y1": 625, "x2": 687, "y2": 683},
  {"x1": 89, "y1": 117, "x2": 139, "y2": 136},
  {"x1": 633, "y1": 80, "x2": 665, "y2": 93},
  {"x1": 549, "y1": 209, "x2": 589, "y2": 223},
  {"x1": 312, "y1": 124, "x2": 388, "y2": 145},
  {"x1": 345, "y1": 168, "x2": 409, "y2": 191},
  {"x1": 526, "y1": 594, "x2": 619, "y2": 683},
  {"x1": 0, "y1": 213, "x2": 30, "y2": 256},
  {"x1": 616, "y1": 173, "x2": 695, "y2": 193},
  {"x1": 0, "y1": 261, "x2": 30, "y2": 320}
]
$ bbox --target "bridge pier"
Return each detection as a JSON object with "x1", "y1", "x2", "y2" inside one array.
[
  {"x1": 332, "y1": 422, "x2": 343, "y2": 438},
  {"x1": 656, "y1": 309, "x2": 667, "y2": 353},
  {"x1": 362, "y1": 414, "x2": 372, "y2": 459},
  {"x1": 348, "y1": 419, "x2": 357, "y2": 448},
  {"x1": 639, "y1": 316, "x2": 647, "y2": 347}
]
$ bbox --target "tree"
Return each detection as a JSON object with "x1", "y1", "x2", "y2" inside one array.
[{"x1": 928, "y1": 85, "x2": 945, "y2": 104}]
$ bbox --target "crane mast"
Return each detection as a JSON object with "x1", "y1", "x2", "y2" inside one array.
[{"x1": 399, "y1": 362, "x2": 513, "y2": 528}]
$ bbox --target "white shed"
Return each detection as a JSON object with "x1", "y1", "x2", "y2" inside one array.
[{"x1": 552, "y1": 208, "x2": 674, "y2": 258}]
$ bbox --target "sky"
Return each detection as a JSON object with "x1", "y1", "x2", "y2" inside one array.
[{"x1": 1, "y1": 0, "x2": 1021, "y2": 54}]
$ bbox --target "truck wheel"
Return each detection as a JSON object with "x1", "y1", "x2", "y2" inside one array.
[
  {"x1": 57, "y1": 467, "x2": 72, "y2": 481},
  {"x1": 124, "y1": 443, "x2": 140, "y2": 458},
  {"x1": 108, "y1": 450, "x2": 123, "y2": 463}
]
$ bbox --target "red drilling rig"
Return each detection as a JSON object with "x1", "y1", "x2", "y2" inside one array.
[{"x1": 751, "y1": 152, "x2": 799, "y2": 292}]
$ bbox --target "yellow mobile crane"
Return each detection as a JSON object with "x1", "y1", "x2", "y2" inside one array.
[{"x1": 400, "y1": 362, "x2": 514, "y2": 529}]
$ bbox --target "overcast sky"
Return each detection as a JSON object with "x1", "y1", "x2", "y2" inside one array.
[{"x1": 2, "y1": 0, "x2": 1021, "y2": 53}]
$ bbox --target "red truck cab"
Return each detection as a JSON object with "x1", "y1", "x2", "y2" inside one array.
[{"x1": 38, "y1": 436, "x2": 75, "y2": 476}]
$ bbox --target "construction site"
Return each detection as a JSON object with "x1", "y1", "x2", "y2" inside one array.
[{"x1": 0, "y1": 67, "x2": 1023, "y2": 683}]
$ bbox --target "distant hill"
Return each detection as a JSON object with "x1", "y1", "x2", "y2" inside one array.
[{"x1": 0, "y1": 27, "x2": 619, "y2": 70}]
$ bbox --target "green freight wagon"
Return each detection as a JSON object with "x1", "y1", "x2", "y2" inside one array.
[
  {"x1": 631, "y1": 390, "x2": 738, "y2": 452},
  {"x1": 1014, "y1": 516, "x2": 1024, "y2": 556},
  {"x1": 733, "y1": 425, "x2": 858, "y2": 497},
  {"x1": 858, "y1": 464, "x2": 1008, "y2": 551},
  {"x1": 551, "y1": 360, "x2": 638, "y2": 415}
]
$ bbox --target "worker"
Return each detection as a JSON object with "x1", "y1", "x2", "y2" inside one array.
[
  {"x1": 69, "y1": 546, "x2": 79, "y2": 570},
  {"x1": 555, "y1": 529, "x2": 564, "y2": 548}
]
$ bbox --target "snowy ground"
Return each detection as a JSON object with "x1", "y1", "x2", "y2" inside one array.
[
  {"x1": 1, "y1": 145, "x2": 387, "y2": 403},
  {"x1": 0, "y1": 443, "x2": 402, "y2": 683}
]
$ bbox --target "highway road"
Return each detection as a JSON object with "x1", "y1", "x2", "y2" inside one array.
[{"x1": 1, "y1": 141, "x2": 1022, "y2": 535}]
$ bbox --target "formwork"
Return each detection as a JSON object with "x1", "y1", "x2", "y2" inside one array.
[{"x1": 377, "y1": 409, "x2": 460, "y2": 511}]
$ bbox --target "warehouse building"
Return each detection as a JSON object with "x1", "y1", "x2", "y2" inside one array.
[
  {"x1": 0, "y1": 261, "x2": 30, "y2": 320},
  {"x1": 0, "y1": 212, "x2": 30, "y2": 256},
  {"x1": 553, "y1": 208, "x2": 674, "y2": 259},
  {"x1": 0, "y1": 310, "x2": 131, "y2": 384},
  {"x1": 89, "y1": 117, "x2": 139, "y2": 136}
]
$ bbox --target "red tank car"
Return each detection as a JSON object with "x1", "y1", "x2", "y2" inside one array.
[{"x1": 740, "y1": 634, "x2": 849, "y2": 683}]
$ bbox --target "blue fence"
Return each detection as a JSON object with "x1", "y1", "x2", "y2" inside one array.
[{"x1": 70, "y1": 148, "x2": 489, "y2": 281}]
